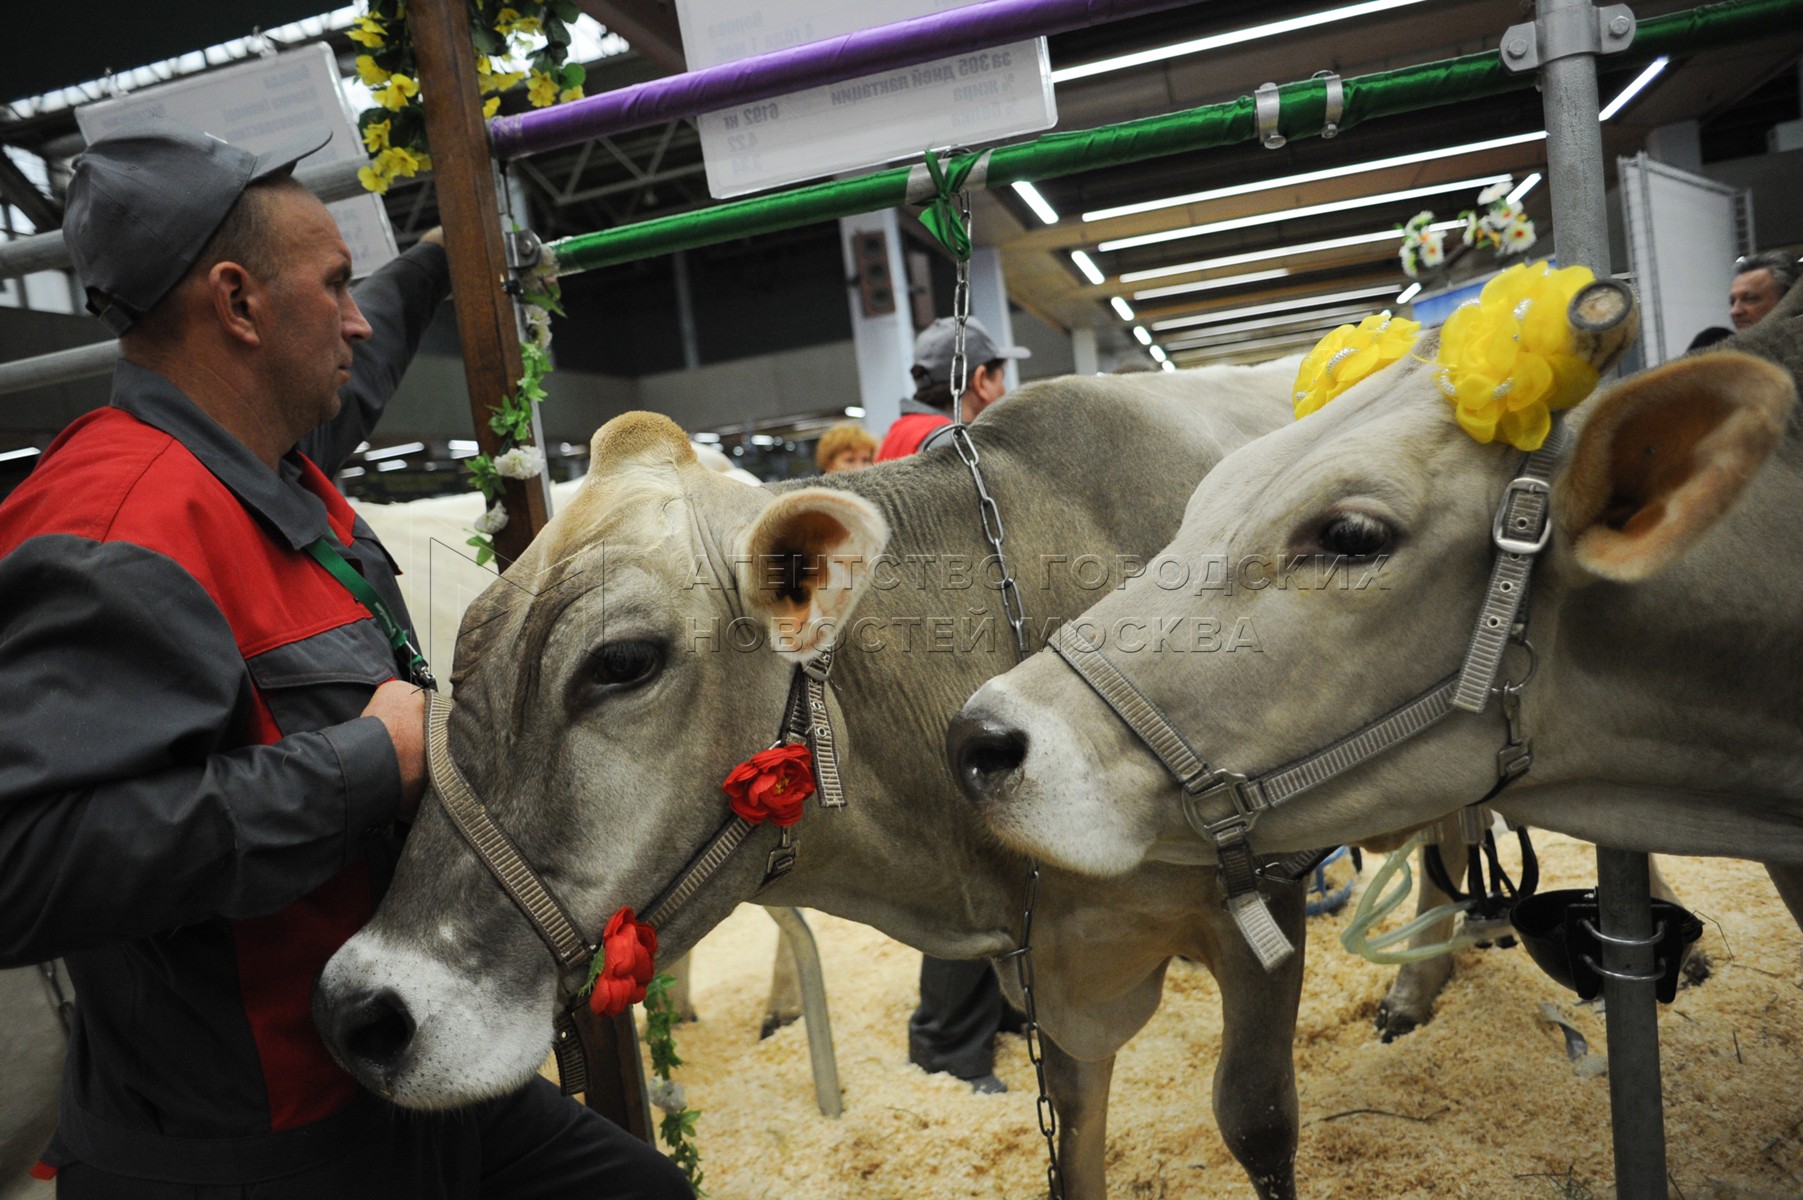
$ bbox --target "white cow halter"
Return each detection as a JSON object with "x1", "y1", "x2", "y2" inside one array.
[{"x1": 1050, "y1": 278, "x2": 1632, "y2": 970}]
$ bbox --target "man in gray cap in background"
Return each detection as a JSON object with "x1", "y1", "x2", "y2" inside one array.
[
  {"x1": 0, "y1": 118, "x2": 690, "y2": 1199},
  {"x1": 875, "y1": 314, "x2": 1030, "y2": 461}
]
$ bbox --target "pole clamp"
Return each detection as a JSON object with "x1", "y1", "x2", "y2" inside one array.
[
  {"x1": 1254, "y1": 82, "x2": 1285, "y2": 149},
  {"x1": 1312, "y1": 71, "x2": 1345, "y2": 138},
  {"x1": 1499, "y1": 3, "x2": 1636, "y2": 74}
]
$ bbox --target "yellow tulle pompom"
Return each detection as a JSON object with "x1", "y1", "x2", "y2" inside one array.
[
  {"x1": 1292, "y1": 312, "x2": 1422, "y2": 420},
  {"x1": 1432, "y1": 260, "x2": 1599, "y2": 451}
]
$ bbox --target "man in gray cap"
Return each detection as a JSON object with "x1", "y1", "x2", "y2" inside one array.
[
  {"x1": 0, "y1": 118, "x2": 689, "y2": 1198},
  {"x1": 875, "y1": 314, "x2": 1030, "y2": 460}
]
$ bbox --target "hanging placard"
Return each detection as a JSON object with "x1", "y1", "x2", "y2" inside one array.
[{"x1": 675, "y1": 0, "x2": 1056, "y2": 199}]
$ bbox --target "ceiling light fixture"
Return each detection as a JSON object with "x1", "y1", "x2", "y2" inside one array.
[
  {"x1": 1110, "y1": 296, "x2": 1135, "y2": 320},
  {"x1": 1120, "y1": 220, "x2": 1465, "y2": 285},
  {"x1": 844, "y1": 405, "x2": 867, "y2": 418},
  {"x1": 1131, "y1": 266, "x2": 1291, "y2": 302},
  {"x1": 1152, "y1": 284, "x2": 1400, "y2": 332},
  {"x1": 1507, "y1": 172, "x2": 1542, "y2": 204},
  {"x1": 1148, "y1": 344, "x2": 1169, "y2": 363},
  {"x1": 1159, "y1": 301, "x2": 1386, "y2": 350},
  {"x1": 1070, "y1": 250, "x2": 1106, "y2": 285},
  {"x1": 0, "y1": 445, "x2": 42, "y2": 463},
  {"x1": 1083, "y1": 131, "x2": 1547, "y2": 222},
  {"x1": 364, "y1": 441, "x2": 426, "y2": 461},
  {"x1": 1012, "y1": 181, "x2": 1060, "y2": 225},
  {"x1": 1600, "y1": 56, "x2": 1669, "y2": 121},
  {"x1": 1396, "y1": 281, "x2": 1423, "y2": 303},
  {"x1": 1133, "y1": 325, "x2": 1153, "y2": 346},
  {"x1": 1052, "y1": 0, "x2": 1435, "y2": 83},
  {"x1": 1099, "y1": 175, "x2": 1512, "y2": 253}
]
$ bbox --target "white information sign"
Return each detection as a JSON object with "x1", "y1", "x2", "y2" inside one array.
[
  {"x1": 676, "y1": 0, "x2": 1057, "y2": 198},
  {"x1": 77, "y1": 44, "x2": 398, "y2": 278}
]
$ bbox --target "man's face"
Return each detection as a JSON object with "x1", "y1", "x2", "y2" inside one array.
[
  {"x1": 1729, "y1": 268, "x2": 1782, "y2": 331},
  {"x1": 258, "y1": 188, "x2": 372, "y2": 432}
]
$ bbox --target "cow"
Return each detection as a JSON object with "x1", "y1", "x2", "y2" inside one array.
[
  {"x1": 949, "y1": 272, "x2": 1803, "y2": 944},
  {"x1": 313, "y1": 365, "x2": 1320, "y2": 1200}
]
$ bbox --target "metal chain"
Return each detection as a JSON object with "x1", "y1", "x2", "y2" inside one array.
[{"x1": 999, "y1": 865, "x2": 1063, "y2": 1200}]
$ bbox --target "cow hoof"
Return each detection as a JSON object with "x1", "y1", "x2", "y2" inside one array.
[
  {"x1": 1374, "y1": 1001, "x2": 1424, "y2": 1042},
  {"x1": 759, "y1": 1012, "x2": 801, "y2": 1040}
]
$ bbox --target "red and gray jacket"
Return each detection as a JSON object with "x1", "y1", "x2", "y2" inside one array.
[{"x1": 0, "y1": 242, "x2": 449, "y2": 1182}]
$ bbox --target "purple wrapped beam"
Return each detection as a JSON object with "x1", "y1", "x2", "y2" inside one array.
[{"x1": 488, "y1": 0, "x2": 1200, "y2": 160}]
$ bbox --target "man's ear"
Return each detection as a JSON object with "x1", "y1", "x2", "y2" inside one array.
[
  {"x1": 1554, "y1": 351, "x2": 1794, "y2": 581},
  {"x1": 735, "y1": 489, "x2": 890, "y2": 659},
  {"x1": 205, "y1": 262, "x2": 261, "y2": 347}
]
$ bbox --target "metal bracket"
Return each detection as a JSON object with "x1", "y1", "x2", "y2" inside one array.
[
  {"x1": 1312, "y1": 71, "x2": 1345, "y2": 138},
  {"x1": 1254, "y1": 82, "x2": 1285, "y2": 149},
  {"x1": 1500, "y1": 3, "x2": 1636, "y2": 74},
  {"x1": 504, "y1": 228, "x2": 546, "y2": 271}
]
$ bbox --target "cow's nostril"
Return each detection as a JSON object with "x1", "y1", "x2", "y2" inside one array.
[
  {"x1": 948, "y1": 712, "x2": 1029, "y2": 800},
  {"x1": 337, "y1": 987, "x2": 416, "y2": 1073}
]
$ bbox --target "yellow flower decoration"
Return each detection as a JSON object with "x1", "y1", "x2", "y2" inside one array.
[
  {"x1": 559, "y1": 85, "x2": 585, "y2": 103},
  {"x1": 527, "y1": 71, "x2": 558, "y2": 108},
  {"x1": 361, "y1": 118, "x2": 391, "y2": 154},
  {"x1": 355, "y1": 55, "x2": 390, "y2": 86},
  {"x1": 357, "y1": 163, "x2": 392, "y2": 194},
  {"x1": 1292, "y1": 312, "x2": 1422, "y2": 419},
  {"x1": 1432, "y1": 260, "x2": 1600, "y2": 451},
  {"x1": 373, "y1": 73, "x2": 420, "y2": 111},
  {"x1": 483, "y1": 96, "x2": 502, "y2": 119},
  {"x1": 376, "y1": 146, "x2": 426, "y2": 180},
  {"x1": 347, "y1": 16, "x2": 386, "y2": 48},
  {"x1": 496, "y1": 7, "x2": 543, "y2": 36}
]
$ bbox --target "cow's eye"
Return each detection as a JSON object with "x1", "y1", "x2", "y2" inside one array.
[
  {"x1": 587, "y1": 640, "x2": 665, "y2": 692},
  {"x1": 1319, "y1": 511, "x2": 1393, "y2": 560}
]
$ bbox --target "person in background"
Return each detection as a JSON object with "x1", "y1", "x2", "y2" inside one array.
[
  {"x1": 875, "y1": 315, "x2": 1031, "y2": 461},
  {"x1": 1729, "y1": 250, "x2": 1799, "y2": 331},
  {"x1": 0, "y1": 118, "x2": 689, "y2": 1200},
  {"x1": 815, "y1": 420, "x2": 877, "y2": 473}
]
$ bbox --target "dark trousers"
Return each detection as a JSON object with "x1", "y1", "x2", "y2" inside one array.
[
  {"x1": 908, "y1": 955, "x2": 1006, "y2": 1080},
  {"x1": 54, "y1": 1076, "x2": 692, "y2": 1200}
]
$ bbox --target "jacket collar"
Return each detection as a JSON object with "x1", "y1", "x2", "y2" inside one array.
[{"x1": 110, "y1": 359, "x2": 351, "y2": 551}]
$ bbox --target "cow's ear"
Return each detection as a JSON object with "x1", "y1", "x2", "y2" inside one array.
[
  {"x1": 1554, "y1": 351, "x2": 1794, "y2": 581},
  {"x1": 736, "y1": 489, "x2": 890, "y2": 659}
]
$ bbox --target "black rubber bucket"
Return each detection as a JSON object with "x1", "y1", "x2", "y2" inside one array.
[{"x1": 1509, "y1": 888, "x2": 1703, "y2": 1003}]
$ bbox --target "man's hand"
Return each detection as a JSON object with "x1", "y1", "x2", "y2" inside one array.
[{"x1": 363, "y1": 680, "x2": 428, "y2": 820}]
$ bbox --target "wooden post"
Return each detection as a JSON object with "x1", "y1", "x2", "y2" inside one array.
[
  {"x1": 408, "y1": 0, "x2": 651, "y2": 1138},
  {"x1": 409, "y1": 0, "x2": 546, "y2": 567}
]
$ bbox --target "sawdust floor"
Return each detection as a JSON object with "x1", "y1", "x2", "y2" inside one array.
[{"x1": 619, "y1": 836, "x2": 1802, "y2": 1200}]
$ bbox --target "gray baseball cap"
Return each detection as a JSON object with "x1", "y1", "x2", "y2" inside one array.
[
  {"x1": 913, "y1": 316, "x2": 1031, "y2": 385},
  {"x1": 64, "y1": 117, "x2": 331, "y2": 334}
]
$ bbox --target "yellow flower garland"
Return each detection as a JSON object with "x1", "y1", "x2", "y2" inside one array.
[
  {"x1": 1290, "y1": 260, "x2": 1603, "y2": 452},
  {"x1": 1431, "y1": 260, "x2": 1598, "y2": 451},
  {"x1": 1292, "y1": 312, "x2": 1421, "y2": 419}
]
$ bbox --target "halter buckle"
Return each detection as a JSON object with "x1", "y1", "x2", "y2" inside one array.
[
  {"x1": 1181, "y1": 770, "x2": 1268, "y2": 840},
  {"x1": 1492, "y1": 476, "x2": 1553, "y2": 555}
]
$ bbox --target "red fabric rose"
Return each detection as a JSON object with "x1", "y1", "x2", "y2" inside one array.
[
  {"x1": 721, "y1": 743, "x2": 815, "y2": 827},
  {"x1": 587, "y1": 907, "x2": 658, "y2": 1017}
]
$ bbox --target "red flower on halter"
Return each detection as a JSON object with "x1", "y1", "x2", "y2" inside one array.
[
  {"x1": 588, "y1": 907, "x2": 658, "y2": 1017},
  {"x1": 721, "y1": 743, "x2": 815, "y2": 827}
]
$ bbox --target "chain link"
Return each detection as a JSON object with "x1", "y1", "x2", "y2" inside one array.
[{"x1": 1000, "y1": 865, "x2": 1063, "y2": 1200}]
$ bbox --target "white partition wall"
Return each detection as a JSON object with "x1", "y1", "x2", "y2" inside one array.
[{"x1": 1619, "y1": 152, "x2": 1754, "y2": 366}]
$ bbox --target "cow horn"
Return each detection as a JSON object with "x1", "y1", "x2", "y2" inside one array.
[{"x1": 1567, "y1": 277, "x2": 1639, "y2": 369}]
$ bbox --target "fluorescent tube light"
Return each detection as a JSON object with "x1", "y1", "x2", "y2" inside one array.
[
  {"x1": 1507, "y1": 172, "x2": 1542, "y2": 204},
  {"x1": 1160, "y1": 360, "x2": 1176, "y2": 372},
  {"x1": 1110, "y1": 296, "x2": 1135, "y2": 321},
  {"x1": 1099, "y1": 176, "x2": 1512, "y2": 253},
  {"x1": 1148, "y1": 344, "x2": 1169, "y2": 363},
  {"x1": 1012, "y1": 181, "x2": 1060, "y2": 225},
  {"x1": 365, "y1": 441, "x2": 426, "y2": 461},
  {"x1": 1131, "y1": 266, "x2": 1290, "y2": 302},
  {"x1": 844, "y1": 406, "x2": 867, "y2": 418},
  {"x1": 375, "y1": 459, "x2": 409, "y2": 472},
  {"x1": 1133, "y1": 325, "x2": 1153, "y2": 345},
  {"x1": 1070, "y1": 250, "x2": 1105, "y2": 285},
  {"x1": 0, "y1": 446, "x2": 41, "y2": 463},
  {"x1": 1600, "y1": 57, "x2": 1669, "y2": 121},
  {"x1": 1052, "y1": 0, "x2": 1434, "y2": 83},
  {"x1": 338, "y1": 466, "x2": 366, "y2": 479},
  {"x1": 1160, "y1": 302, "x2": 1385, "y2": 349},
  {"x1": 1120, "y1": 220, "x2": 1465, "y2": 284},
  {"x1": 1396, "y1": 282, "x2": 1422, "y2": 303},
  {"x1": 1152, "y1": 284, "x2": 1400, "y2": 332},
  {"x1": 1083, "y1": 132, "x2": 1547, "y2": 223}
]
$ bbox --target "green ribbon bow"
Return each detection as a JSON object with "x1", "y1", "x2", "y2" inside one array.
[{"x1": 917, "y1": 148, "x2": 979, "y2": 261}]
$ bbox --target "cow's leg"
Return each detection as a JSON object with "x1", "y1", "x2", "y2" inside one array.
[
  {"x1": 1762, "y1": 862, "x2": 1803, "y2": 972},
  {"x1": 1208, "y1": 885, "x2": 1304, "y2": 1200},
  {"x1": 1038, "y1": 1035, "x2": 1112, "y2": 1200},
  {"x1": 1374, "y1": 834, "x2": 1465, "y2": 1041},
  {"x1": 1647, "y1": 856, "x2": 1712, "y2": 986},
  {"x1": 663, "y1": 953, "x2": 696, "y2": 1022},
  {"x1": 760, "y1": 927, "x2": 804, "y2": 1039}
]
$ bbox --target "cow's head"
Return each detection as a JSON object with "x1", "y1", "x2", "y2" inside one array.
[
  {"x1": 314, "y1": 412, "x2": 891, "y2": 1106},
  {"x1": 954, "y1": 267, "x2": 1795, "y2": 877}
]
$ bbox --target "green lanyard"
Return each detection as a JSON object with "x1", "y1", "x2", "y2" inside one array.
[{"x1": 306, "y1": 536, "x2": 435, "y2": 690}]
